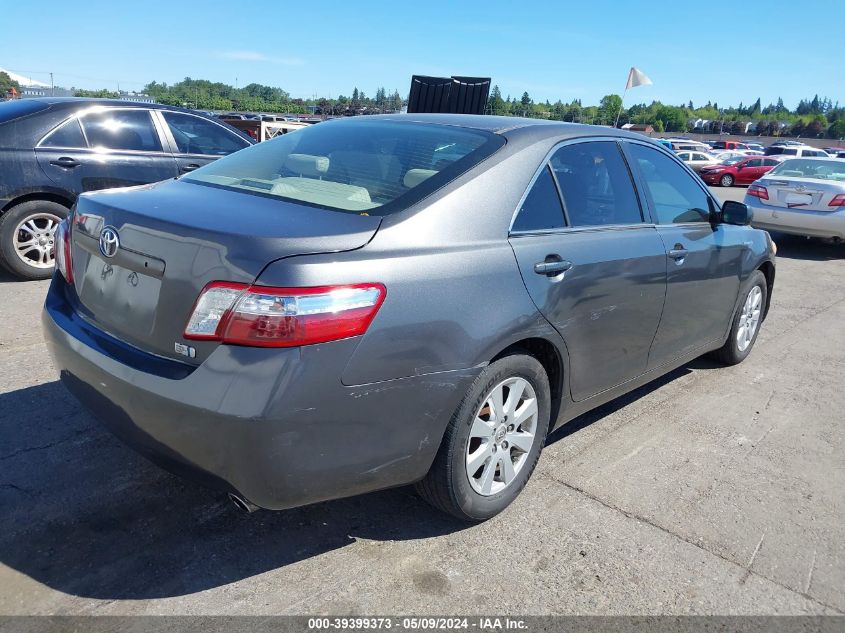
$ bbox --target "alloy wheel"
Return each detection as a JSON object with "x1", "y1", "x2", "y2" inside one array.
[
  {"x1": 736, "y1": 285, "x2": 763, "y2": 352},
  {"x1": 466, "y1": 377, "x2": 538, "y2": 496},
  {"x1": 12, "y1": 212, "x2": 62, "y2": 269}
]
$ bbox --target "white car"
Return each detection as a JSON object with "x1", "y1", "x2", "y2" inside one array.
[
  {"x1": 712, "y1": 150, "x2": 750, "y2": 162},
  {"x1": 745, "y1": 157, "x2": 845, "y2": 240},
  {"x1": 676, "y1": 150, "x2": 719, "y2": 172},
  {"x1": 764, "y1": 145, "x2": 830, "y2": 159}
]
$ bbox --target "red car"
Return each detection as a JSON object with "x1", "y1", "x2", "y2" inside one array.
[{"x1": 700, "y1": 156, "x2": 781, "y2": 187}]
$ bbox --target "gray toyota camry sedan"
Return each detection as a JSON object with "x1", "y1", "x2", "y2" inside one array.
[{"x1": 43, "y1": 114, "x2": 776, "y2": 521}]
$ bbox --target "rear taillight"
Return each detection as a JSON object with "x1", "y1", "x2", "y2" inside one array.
[
  {"x1": 829, "y1": 194, "x2": 845, "y2": 207},
  {"x1": 54, "y1": 219, "x2": 73, "y2": 284},
  {"x1": 747, "y1": 184, "x2": 769, "y2": 200},
  {"x1": 184, "y1": 282, "x2": 386, "y2": 347}
]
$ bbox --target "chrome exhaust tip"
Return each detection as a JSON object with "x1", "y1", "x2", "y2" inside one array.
[{"x1": 228, "y1": 492, "x2": 259, "y2": 513}]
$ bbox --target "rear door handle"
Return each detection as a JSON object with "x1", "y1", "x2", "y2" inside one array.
[
  {"x1": 668, "y1": 248, "x2": 688, "y2": 260},
  {"x1": 50, "y1": 157, "x2": 80, "y2": 168},
  {"x1": 180, "y1": 163, "x2": 201, "y2": 173},
  {"x1": 534, "y1": 257, "x2": 573, "y2": 277}
]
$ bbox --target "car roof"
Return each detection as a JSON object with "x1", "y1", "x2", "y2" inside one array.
[
  {"x1": 21, "y1": 97, "x2": 196, "y2": 114},
  {"x1": 370, "y1": 113, "x2": 652, "y2": 142}
]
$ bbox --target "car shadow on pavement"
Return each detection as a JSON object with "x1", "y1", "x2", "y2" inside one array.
[
  {"x1": 546, "y1": 357, "x2": 720, "y2": 447},
  {"x1": 0, "y1": 359, "x2": 717, "y2": 601},
  {"x1": 0, "y1": 381, "x2": 471, "y2": 601},
  {"x1": 769, "y1": 233, "x2": 844, "y2": 261}
]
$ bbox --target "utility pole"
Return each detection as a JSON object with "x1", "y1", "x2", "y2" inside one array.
[{"x1": 50, "y1": 72, "x2": 54, "y2": 96}]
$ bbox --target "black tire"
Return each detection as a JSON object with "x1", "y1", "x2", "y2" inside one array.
[
  {"x1": 720, "y1": 174, "x2": 734, "y2": 187},
  {"x1": 711, "y1": 270, "x2": 767, "y2": 365},
  {"x1": 416, "y1": 352, "x2": 551, "y2": 522},
  {"x1": 0, "y1": 200, "x2": 69, "y2": 281}
]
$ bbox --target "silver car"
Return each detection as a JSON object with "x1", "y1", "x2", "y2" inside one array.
[{"x1": 746, "y1": 157, "x2": 845, "y2": 241}]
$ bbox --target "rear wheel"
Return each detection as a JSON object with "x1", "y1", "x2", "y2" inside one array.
[
  {"x1": 720, "y1": 174, "x2": 734, "y2": 187},
  {"x1": 711, "y1": 270, "x2": 767, "y2": 365},
  {"x1": 0, "y1": 200, "x2": 69, "y2": 280},
  {"x1": 416, "y1": 352, "x2": 551, "y2": 521}
]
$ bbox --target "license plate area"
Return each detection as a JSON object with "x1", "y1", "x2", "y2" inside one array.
[
  {"x1": 783, "y1": 192, "x2": 813, "y2": 208},
  {"x1": 76, "y1": 253, "x2": 162, "y2": 337}
]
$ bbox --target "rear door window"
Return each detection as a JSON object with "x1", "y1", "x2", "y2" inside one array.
[
  {"x1": 40, "y1": 118, "x2": 87, "y2": 148},
  {"x1": 80, "y1": 109, "x2": 162, "y2": 152},
  {"x1": 162, "y1": 112, "x2": 249, "y2": 156},
  {"x1": 511, "y1": 166, "x2": 565, "y2": 232},
  {"x1": 626, "y1": 143, "x2": 712, "y2": 224},
  {"x1": 550, "y1": 141, "x2": 642, "y2": 227}
]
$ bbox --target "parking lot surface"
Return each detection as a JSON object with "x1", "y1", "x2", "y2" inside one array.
[{"x1": 0, "y1": 188, "x2": 843, "y2": 616}]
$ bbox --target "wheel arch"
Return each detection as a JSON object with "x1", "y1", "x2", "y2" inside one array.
[
  {"x1": 490, "y1": 336, "x2": 566, "y2": 434},
  {"x1": 757, "y1": 259, "x2": 775, "y2": 319},
  {"x1": 1, "y1": 191, "x2": 75, "y2": 214}
]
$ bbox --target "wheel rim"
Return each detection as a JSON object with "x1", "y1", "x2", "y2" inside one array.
[
  {"x1": 12, "y1": 212, "x2": 61, "y2": 269},
  {"x1": 736, "y1": 285, "x2": 763, "y2": 352},
  {"x1": 465, "y1": 377, "x2": 538, "y2": 496},
  {"x1": 721, "y1": 175, "x2": 733, "y2": 186}
]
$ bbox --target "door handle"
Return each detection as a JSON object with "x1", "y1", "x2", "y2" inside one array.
[
  {"x1": 534, "y1": 257, "x2": 573, "y2": 277},
  {"x1": 668, "y1": 247, "x2": 688, "y2": 260},
  {"x1": 180, "y1": 163, "x2": 201, "y2": 173},
  {"x1": 50, "y1": 157, "x2": 80, "y2": 168}
]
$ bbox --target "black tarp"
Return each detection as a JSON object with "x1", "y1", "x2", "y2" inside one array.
[{"x1": 407, "y1": 76, "x2": 491, "y2": 115}]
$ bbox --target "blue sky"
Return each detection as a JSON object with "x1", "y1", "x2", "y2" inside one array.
[{"x1": 2, "y1": 0, "x2": 841, "y2": 109}]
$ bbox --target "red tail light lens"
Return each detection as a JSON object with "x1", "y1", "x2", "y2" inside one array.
[
  {"x1": 184, "y1": 282, "x2": 386, "y2": 347},
  {"x1": 747, "y1": 184, "x2": 769, "y2": 200},
  {"x1": 54, "y1": 219, "x2": 74, "y2": 284},
  {"x1": 829, "y1": 194, "x2": 845, "y2": 207}
]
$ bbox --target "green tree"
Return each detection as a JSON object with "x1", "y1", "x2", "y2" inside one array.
[
  {"x1": 828, "y1": 119, "x2": 845, "y2": 139},
  {"x1": 598, "y1": 94, "x2": 623, "y2": 126},
  {"x1": 0, "y1": 71, "x2": 20, "y2": 96}
]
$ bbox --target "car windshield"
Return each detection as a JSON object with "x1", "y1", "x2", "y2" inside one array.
[
  {"x1": 769, "y1": 159, "x2": 845, "y2": 181},
  {"x1": 184, "y1": 118, "x2": 503, "y2": 215},
  {"x1": 722, "y1": 156, "x2": 745, "y2": 165}
]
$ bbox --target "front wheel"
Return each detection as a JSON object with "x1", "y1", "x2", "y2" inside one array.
[
  {"x1": 0, "y1": 200, "x2": 69, "y2": 280},
  {"x1": 416, "y1": 352, "x2": 551, "y2": 521},
  {"x1": 711, "y1": 270, "x2": 767, "y2": 365},
  {"x1": 720, "y1": 174, "x2": 735, "y2": 187}
]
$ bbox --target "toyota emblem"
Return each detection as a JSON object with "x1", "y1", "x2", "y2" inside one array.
[{"x1": 99, "y1": 226, "x2": 120, "y2": 258}]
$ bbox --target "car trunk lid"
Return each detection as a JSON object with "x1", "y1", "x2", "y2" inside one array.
[
  {"x1": 755, "y1": 177, "x2": 844, "y2": 211},
  {"x1": 69, "y1": 179, "x2": 381, "y2": 363}
]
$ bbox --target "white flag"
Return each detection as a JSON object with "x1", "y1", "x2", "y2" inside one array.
[{"x1": 626, "y1": 67, "x2": 653, "y2": 89}]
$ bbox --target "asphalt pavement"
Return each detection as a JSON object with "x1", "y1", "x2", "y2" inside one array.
[{"x1": 0, "y1": 187, "x2": 843, "y2": 616}]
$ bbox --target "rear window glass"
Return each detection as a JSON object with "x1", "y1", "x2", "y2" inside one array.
[
  {"x1": 769, "y1": 159, "x2": 845, "y2": 181},
  {"x1": 0, "y1": 99, "x2": 50, "y2": 123},
  {"x1": 184, "y1": 118, "x2": 504, "y2": 215}
]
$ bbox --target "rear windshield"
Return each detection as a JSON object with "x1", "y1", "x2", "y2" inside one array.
[
  {"x1": 185, "y1": 118, "x2": 503, "y2": 215},
  {"x1": 0, "y1": 99, "x2": 50, "y2": 124},
  {"x1": 769, "y1": 159, "x2": 845, "y2": 181}
]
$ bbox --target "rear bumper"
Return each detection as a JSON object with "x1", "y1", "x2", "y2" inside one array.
[
  {"x1": 42, "y1": 279, "x2": 480, "y2": 510},
  {"x1": 747, "y1": 201, "x2": 845, "y2": 239}
]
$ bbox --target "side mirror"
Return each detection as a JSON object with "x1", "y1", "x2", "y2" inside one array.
[{"x1": 721, "y1": 200, "x2": 752, "y2": 226}]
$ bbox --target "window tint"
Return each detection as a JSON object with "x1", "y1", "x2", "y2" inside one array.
[
  {"x1": 677, "y1": 152, "x2": 690, "y2": 160},
  {"x1": 80, "y1": 109, "x2": 161, "y2": 152},
  {"x1": 511, "y1": 166, "x2": 565, "y2": 232},
  {"x1": 627, "y1": 143, "x2": 712, "y2": 224},
  {"x1": 763, "y1": 159, "x2": 779, "y2": 166},
  {"x1": 550, "y1": 141, "x2": 642, "y2": 227},
  {"x1": 782, "y1": 148, "x2": 798, "y2": 155},
  {"x1": 692, "y1": 153, "x2": 709, "y2": 161},
  {"x1": 40, "y1": 118, "x2": 86, "y2": 148},
  {"x1": 746, "y1": 159, "x2": 762, "y2": 167},
  {"x1": 163, "y1": 112, "x2": 249, "y2": 155}
]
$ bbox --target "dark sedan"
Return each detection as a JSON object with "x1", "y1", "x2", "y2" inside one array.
[
  {"x1": 43, "y1": 115, "x2": 775, "y2": 521},
  {"x1": 0, "y1": 98, "x2": 253, "y2": 279}
]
